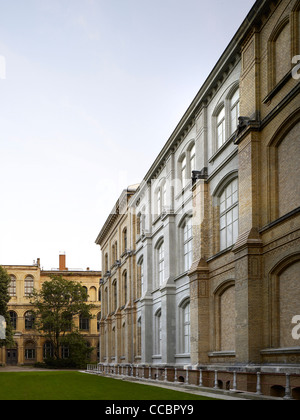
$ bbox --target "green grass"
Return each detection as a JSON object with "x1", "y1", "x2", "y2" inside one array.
[{"x1": 0, "y1": 371, "x2": 216, "y2": 400}]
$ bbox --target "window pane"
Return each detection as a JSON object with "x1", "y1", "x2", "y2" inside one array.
[
  {"x1": 227, "y1": 224, "x2": 233, "y2": 248},
  {"x1": 220, "y1": 229, "x2": 226, "y2": 250},
  {"x1": 233, "y1": 220, "x2": 239, "y2": 244},
  {"x1": 217, "y1": 107, "x2": 225, "y2": 123}
]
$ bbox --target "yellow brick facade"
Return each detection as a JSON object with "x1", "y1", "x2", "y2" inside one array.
[{"x1": 0, "y1": 258, "x2": 102, "y2": 366}]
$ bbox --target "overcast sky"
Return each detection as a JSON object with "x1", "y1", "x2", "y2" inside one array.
[{"x1": 0, "y1": 0, "x2": 256, "y2": 271}]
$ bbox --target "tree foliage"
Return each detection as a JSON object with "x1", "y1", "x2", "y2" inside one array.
[
  {"x1": 0, "y1": 266, "x2": 14, "y2": 348},
  {"x1": 30, "y1": 275, "x2": 95, "y2": 361}
]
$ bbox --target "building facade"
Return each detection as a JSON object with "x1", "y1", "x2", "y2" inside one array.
[
  {"x1": 96, "y1": 185, "x2": 139, "y2": 365},
  {"x1": 96, "y1": 0, "x2": 300, "y2": 396},
  {"x1": 0, "y1": 255, "x2": 102, "y2": 366}
]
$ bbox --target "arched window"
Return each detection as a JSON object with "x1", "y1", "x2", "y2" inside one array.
[
  {"x1": 82, "y1": 286, "x2": 88, "y2": 302},
  {"x1": 190, "y1": 144, "x2": 196, "y2": 174},
  {"x1": 8, "y1": 275, "x2": 16, "y2": 297},
  {"x1": 24, "y1": 311, "x2": 35, "y2": 330},
  {"x1": 89, "y1": 286, "x2": 97, "y2": 302},
  {"x1": 137, "y1": 258, "x2": 144, "y2": 297},
  {"x1": 217, "y1": 107, "x2": 226, "y2": 149},
  {"x1": 114, "y1": 241, "x2": 118, "y2": 261},
  {"x1": 157, "y1": 188, "x2": 161, "y2": 215},
  {"x1": 123, "y1": 228, "x2": 127, "y2": 253},
  {"x1": 181, "y1": 155, "x2": 187, "y2": 188},
  {"x1": 121, "y1": 323, "x2": 126, "y2": 357},
  {"x1": 123, "y1": 271, "x2": 128, "y2": 305},
  {"x1": 220, "y1": 179, "x2": 239, "y2": 250},
  {"x1": 104, "y1": 253, "x2": 109, "y2": 273},
  {"x1": 112, "y1": 280, "x2": 117, "y2": 312},
  {"x1": 9, "y1": 311, "x2": 17, "y2": 330},
  {"x1": 181, "y1": 301, "x2": 190, "y2": 354},
  {"x1": 97, "y1": 312, "x2": 101, "y2": 332},
  {"x1": 112, "y1": 327, "x2": 116, "y2": 355},
  {"x1": 157, "y1": 241, "x2": 165, "y2": 287},
  {"x1": 154, "y1": 310, "x2": 162, "y2": 356},
  {"x1": 104, "y1": 287, "x2": 108, "y2": 316},
  {"x1": 183, "y1": 217, "x2": 193, "y2": 272},
  {"x1": 214, "y1": 281, "x2": 236, "y2": 352},
  {"x1": 230, "y1": 89, "x2": 240, "y2": 135},
  {"x1": 137, "y1": 317, "x2": 142, "y2": 357},
  {"x1": 112, "y1": 245, "x2": 115, "y2": 264},
  {"x1": 24, "y1": 276, "x2": 34, "y2": 297}
]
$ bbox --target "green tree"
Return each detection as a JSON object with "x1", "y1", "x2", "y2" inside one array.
[
  {"x1": 30, "y1": 275, "x2": 95, "y2": 362},
  {"x1": 0, "y1": 266, "x2": 14, "y2": 348}
]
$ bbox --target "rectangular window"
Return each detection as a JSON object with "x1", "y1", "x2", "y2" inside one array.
[
  {"x1": 183, "y1": 219, "x2": 193, "y2": 272},
  {"x1": 217, "y1": 108, "x2": 226, "y2": 149},
  {"x1": 220, "y1": 180, "x2": 239, "y2": 251}
]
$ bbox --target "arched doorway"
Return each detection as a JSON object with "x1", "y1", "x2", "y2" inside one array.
[{"x1": 6, "y1": 343, "x2": 18, "y2": 365}]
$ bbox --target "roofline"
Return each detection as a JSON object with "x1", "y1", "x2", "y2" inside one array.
[{"x1": 142, "y1": 0, "x2": 269, "y2": 182}]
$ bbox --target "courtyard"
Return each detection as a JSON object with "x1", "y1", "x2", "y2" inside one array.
[{"x1": 0, "y1": 369, "x2": 217, "y2": 401}]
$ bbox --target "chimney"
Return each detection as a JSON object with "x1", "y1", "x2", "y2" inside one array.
[
  {"x1": 37, "y1": 258, "x2": 41, "y2": 268},
  {"x1": 59, "y1": 253, "x2": 67, "y2": 271}
]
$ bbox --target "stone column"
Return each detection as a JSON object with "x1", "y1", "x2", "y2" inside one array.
[{"x1": 189, "y1": 177, "x2": 210, "y2": 365}]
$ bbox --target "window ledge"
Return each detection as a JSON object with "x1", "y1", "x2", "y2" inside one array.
[
  {"x1": 263, "y1": 69, "x2": 292, "y2": 104},
  {"x1": 206, "y1": 246, "x2": 234, "y2": 262},
  {"x1": 209, "y1": 133, "x2": 236, "y2": 164},
  {"x1": 261, "y1": 347, "x2": 300, "y2": 355},
  {"x1": 208, "y1": 351, "x2": 236, "y2": 357},
  {"x1": 175, "y1": 353, "x2": 191, "y2": 358}
]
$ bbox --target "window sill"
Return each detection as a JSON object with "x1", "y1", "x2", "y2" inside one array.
[
  {"x1": 206, "y1": 246, "x2": 234, "y2": 262},
  {"x1": 209, "y1": 133, "x2": 236, "y2": 164},
  {"x1": 262, "y1": 69, "x2": 293, "y2": 104},
  {"x1": 261, "y1": 347, "x2": 300, "y2": 355},
  {"x1": 208, "y1": 351, "x2": 236, "y2": 357},
  {"x1": 175, "y1": 353, "x2": 191, "y2": 358}
]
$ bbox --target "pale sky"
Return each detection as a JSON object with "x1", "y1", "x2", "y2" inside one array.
[{"x1": 0, "y1": 0, "x2": 256, "y2": 271}]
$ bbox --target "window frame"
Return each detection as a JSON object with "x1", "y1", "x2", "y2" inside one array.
[{"x1": 219, "y1": 178, "x2": 239, "y2": 251}]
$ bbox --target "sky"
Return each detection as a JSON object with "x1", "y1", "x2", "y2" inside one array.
[{"x1": 0, "y1": 0, "x2": 256, "y2": 271}]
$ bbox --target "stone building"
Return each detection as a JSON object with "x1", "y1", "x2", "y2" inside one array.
[
  {"x1": 0, "y1": 254, "x2": 102, "y2": 366},
  {"x1": 96, "y1": 0, "x2": 300, "y2": 396},
  {"x1": 96, "y1": 185, "x2": 139, "y2": 365}
]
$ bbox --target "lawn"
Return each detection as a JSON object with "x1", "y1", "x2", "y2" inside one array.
[{"x1": 0, "y1": 371, "x2": 216, "y2": 400}]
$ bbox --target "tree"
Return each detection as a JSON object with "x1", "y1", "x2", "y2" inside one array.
[
  {"x1": 0, "y1": 266, "x2": 14, "y2": 348},
  {"x1": 30, "y1": 275, "x2": 95, "y2": 362}
]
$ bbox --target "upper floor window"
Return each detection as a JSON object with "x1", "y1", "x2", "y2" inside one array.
[
  {"x1": 157, "y1": 242, "x2": 165, "y2": 287},
  {"x1": 181, "y1": 156, "x2": 187, "y2": 188},
  {"x1": 104, "y1": 253, "x2": 109, "y2": 273},
  {"x1": 157, "y1": 188, "x2": 161, "y2": 214},
  {"x1": 123, "y1": 271, "x2": 128, "y2": 305},
  {"x1": 190, "y1": 144, "x2": 196, "y2": 173},
  {"x1": 230, "y1": 89, "x2": 240, "y2": 135},
  {"x1": 123, "y1": 228, "x2": 127, "y2": 253},
  {"x1": 220, "y1": 179, "x2": 239, "y2": 250},
  {"x1": 25, "y1": 276, "x2": 34, "y2": 297},
  {"x1": 162, "y1": 181, "x2": 167, "y2": 210},
  {"x1": 79, "y1": 314, "x2": 90, "y2": 331},
  {"x1": 9, "y1": 311, "x2": 17, "y2": 330},
  {"x1": 217, "y1": 107, "x2": 226, "y2": 149},
  {"x1": 25, "y1": 311, "x2": 35, "y2": 330},
  {"x1": 137, "y1": 258, "x2": 144, "y2": 298},
  {"x1": 183, "y1": 218, "x2": 193, "y2": 272},
  {"x1": 9, "y1": 275, "x2": 16, "y2": 297},
  {"x1": 112, "y1": 280, "x2": 117, "y2": 312}
]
